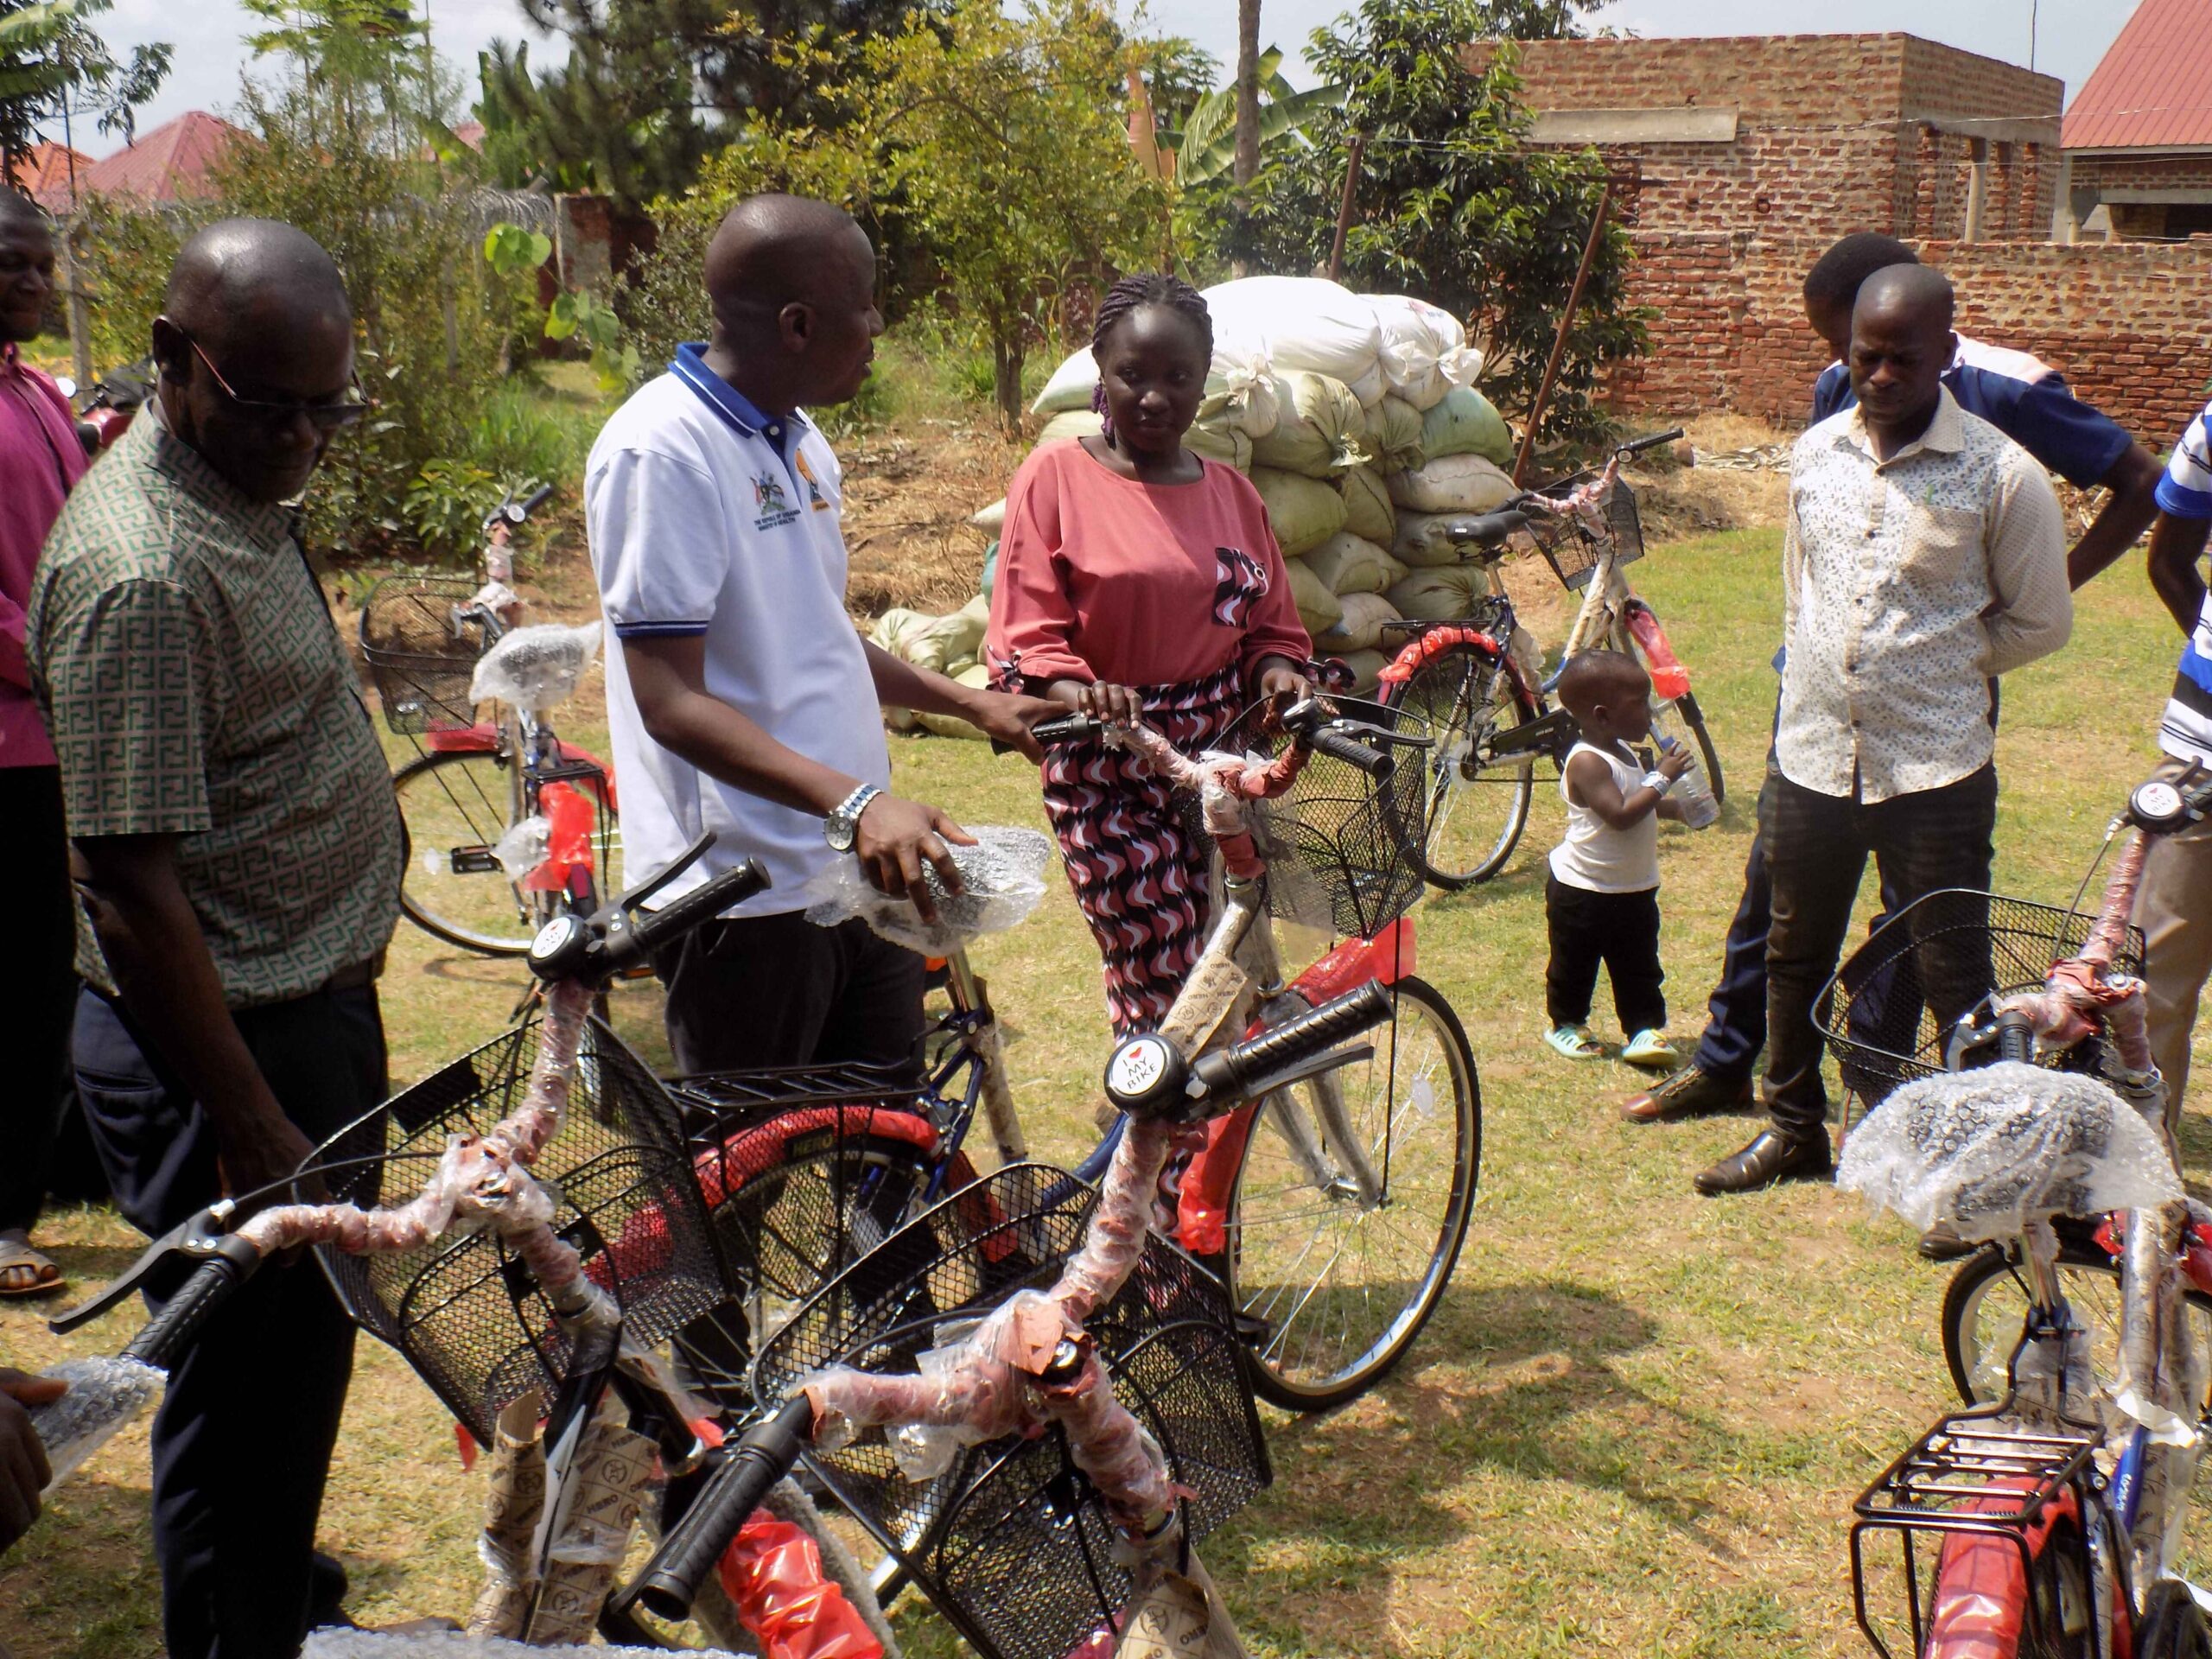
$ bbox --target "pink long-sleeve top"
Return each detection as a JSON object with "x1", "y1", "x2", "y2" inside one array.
[
  {"x1": 0, "y1": 344, "x2": 88, "y2": 768},
  {"x1": 986, "y1": 441, "x2": 1310, "y2": 692}
]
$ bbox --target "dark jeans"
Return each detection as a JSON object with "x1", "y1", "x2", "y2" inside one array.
[
  {"x1": 0, "y1": 766, "x2": 78, "y2": 1234},
  {"x1": 73, "y1": 981, "x2": 388, "y2": 1659},
  {"x1": 652, "y1": 908, "x2": 926, "y2": 1078},
  {"x1": 1544, "y1": 874, "x2": 1666, "y2": 1034},
  {"x1": 1693, "y1": 681, "x2": 1999, "y2": 1081},
  {"x1": 1762, "y1": 766, "x2": 1998, "y2": 1134}
]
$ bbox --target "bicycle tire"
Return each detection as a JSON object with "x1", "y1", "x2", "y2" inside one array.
[
  {"x1": 1380, "y1": 641, "x2": 1539, "y2": 888},
  {"x1": 393, "y1": 747, "x2": 618, "y2": 957},
  {"x1": 1227, "y1": 975, "x2": 1479, "y2": 1409},
  {"x1": 2137, "y1": 1580, "x2": 2212, "y2": 1659}
]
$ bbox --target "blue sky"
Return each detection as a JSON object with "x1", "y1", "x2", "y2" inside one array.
[{"x1": 60, "y1": 0, "x2": 2140, "y2": 156}]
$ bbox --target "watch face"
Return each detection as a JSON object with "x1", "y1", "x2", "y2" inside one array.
[{"x1": 824, "y1": 813, "x2": 855, "y2": 852}]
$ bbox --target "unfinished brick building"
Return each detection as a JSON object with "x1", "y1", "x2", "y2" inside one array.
[{"x1": 1462, "y1": 33, "x2": 2212, "y2": 445}]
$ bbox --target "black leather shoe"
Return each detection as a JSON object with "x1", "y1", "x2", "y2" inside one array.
[{"x1": 1694, "y1": 1128, "x2": 1833, "y2": 1195}]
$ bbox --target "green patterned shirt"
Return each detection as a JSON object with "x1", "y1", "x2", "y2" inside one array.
[{"x1": 28, "y1": 410, "x2": 402, "y2": 1007}]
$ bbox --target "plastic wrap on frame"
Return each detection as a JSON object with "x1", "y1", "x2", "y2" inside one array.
[
  {"x1": 1036, "y1": 1344, "x2": 1179, "y2": 1531},
  {"x1": 1052, "y1": 1116, "x2": 1173, "y2": 1322},
  {"x1": 1837, "y1": 1061, "x2": 2183, "y2": 1240},
  {"x1": 469, "y1": 620, "x2": 601, "y2": 713},
  {"x1": 799, "y1": 826, "x2": 1053, "y2": 957},
  {"x1": 26, "y1": 1356, "x2": 164, "y2": 1491}
]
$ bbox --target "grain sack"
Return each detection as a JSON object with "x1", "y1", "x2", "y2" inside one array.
[
  {"x1": 1370, "y1": 295, "x2": 1484, "y2": 410},
  {"x1": 1388, "y1": 453, "x2": 1516, "y2": 515},
  {"x1": 1249, "y1": 372, "x2": 1366, "y2": 478},
  {"x1": 1250, "y1": 467, "x2": 1347, "y2": 557},
  {"x1": 980, "y1": 539, "x2": 1000, "y2": 600},
  {"x1": 1306, "y1": 531, "x2": 1406, "y2": 597},
  {"x1": 1338, "y1": 463, "x2": 1395, "y2": 545},
  {"x1": 1389, "y1": 563, "x2": 1489, "y2": 621},
  {"x1": 970, "y1": 497, "x2": 1007, "y2": 537},
  {"x1": 915, "y1": 662, "x2": 995, "y2": 741},
  {"x1": 1394, "y1": 512, "x2": 1473, "y2": 569},
  {"x1": 1184, "y1": 422, "x2": 1254, "y2": 470},
  {"x1": 1367, "y1": 397, "x2": 1425, "y2": 475},
  {"x1": 1196, "y1": 352, "x2": 1281, "y2": 440},
  {"x1": 1203, "y1": 276, "x2": 1384, "y2": 400},
  {"x1": 1419, "y1": 385, "x2": 1514, "y2": 467},
  {"x1": 1033, "y1": 345, "x2": 1098, "y2": 415},
  {"x1": 873, "y1": 594, "x2": 988, "y2": 675},
  {"x1": 1335, "y1": 648, "x2": 1390, "y2": 694},
  {"x1": 1315, "y1": 591, "x2": 1401, "y2": 653},
  {"x1": 1284, "y1": 556, "x2": 1344, "y2": 638},
  {"x1": 1038, "y1": 409, "x2": 1103, "y2": 444}
]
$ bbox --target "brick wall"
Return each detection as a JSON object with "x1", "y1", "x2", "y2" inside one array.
[
  {"x1": 1611, "y1": 230, "x2": 2212, "y2": 445},
  {"x1": 2069, "y1": 153, "x2": 2212, "y2": 195}
]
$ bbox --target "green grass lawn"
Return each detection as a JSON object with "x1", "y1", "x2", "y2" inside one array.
[{"x1": 3, "y1": 525, "x2": 2201, "y2": 1657}]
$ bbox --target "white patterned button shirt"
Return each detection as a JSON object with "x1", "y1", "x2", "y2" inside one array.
[{"x1": 1777, "y1": 388, "x2": 2070, "y2": 803}]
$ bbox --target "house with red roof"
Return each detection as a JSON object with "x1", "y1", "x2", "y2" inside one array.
[
  {"x1": 72, "y1": 111, "x2": 245, "y2": 207},
  {"x1": 14, "y1": 141, "x2": 93, "y2": 209},
  {"x1": 2060, "y1": 0, "x2": 2212, "y2": 241}
]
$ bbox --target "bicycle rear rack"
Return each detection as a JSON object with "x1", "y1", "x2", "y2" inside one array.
[
  {"x1": 666, "y1": 1059, "x2": 927, "y2": 1144},
  {"x1": 1850, "y1": 1408, "x2": 2112, "y2": 1659}
]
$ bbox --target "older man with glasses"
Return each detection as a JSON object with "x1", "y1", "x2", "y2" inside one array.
[{"x1": 28, "y1": 218, "x2": 398, "y2": 1658}]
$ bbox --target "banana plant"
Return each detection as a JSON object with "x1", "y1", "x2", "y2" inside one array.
[{"x1": 1160, "y1": 47, "x2": 1344, "y2": 186}]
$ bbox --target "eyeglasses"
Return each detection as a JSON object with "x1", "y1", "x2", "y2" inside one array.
[{"x1": 188, "y1": 336, "x2": 370, "y2": 431}]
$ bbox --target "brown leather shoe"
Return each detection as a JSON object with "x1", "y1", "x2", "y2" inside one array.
[
  {"x1": 1693, "y1": 1128, "x2": 1834, "y2": 1195},
  {"x1": 1622, "y1": 1065, "x2": 1754, "y2": 1123}
]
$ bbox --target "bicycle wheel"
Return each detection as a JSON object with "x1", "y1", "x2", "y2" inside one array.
[
  {"x1": 1228, "y1": 975, "x2": 1479, "y2": 1409},
  {"x1": 1647, "y1": 691, "x2": 1725, "y2": 808},
  {"x1": 1943, "y1": 1240, "x2": 2212, "y2": 1583},
  {"x1": 393, "y1": 748, "x2": 618, "y2": 956},
  {"x1": 1382, "y1": 640, "x2": 1539, "y2": 888}
]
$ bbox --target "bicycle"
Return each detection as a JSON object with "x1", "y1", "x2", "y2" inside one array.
[
  {"x1": 663, "y1": 695, "x2": 1481, "y2": 1429},
  {"x1": 604, "y1": 704, "x2": 1446, "y2": 1658},
  {"x1": 359, "y1": 482, "x2": 622, "y2": 957},
  {"x1": 1826, "y1": 763, "x2": 2212, "y2": 1659},
  {"x1": 1374, "y1": 428, "x2": 1725, "y2": 889}
]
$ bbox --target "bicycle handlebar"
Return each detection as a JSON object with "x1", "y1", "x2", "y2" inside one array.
[
  {"x1": 1617, "y1": 428, "x2": 1685, "y2": 459},
  {"x1": 1104, "y1": 981, "x2": 1395, "y2": 1123},
  {"x1": 119, "y1": 1240, "x2": 262, "y2": 1370},
  {"x1": 528, "y1": 843, "x2": 770, "y2": 982},
  {"x1": 619, "y1": 1393, "x2": 817, "y2": 1620},
  {"x1": 1306, "y1": 721, "x2": 1395, "y2": 780}
]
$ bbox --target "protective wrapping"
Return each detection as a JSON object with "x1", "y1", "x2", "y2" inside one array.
[
  {"x1": 465, "y1": 1391, "x2": 545, "y2": 1638},
  {"x1": 1836, "y1": 1062, "x2": 2182, "y2": 1240},
  {"x1": 468, "y1": 620, "x2": 601, "y2": 713},
  {"x1": 720, "y1": 1510, "x2": 887, "y2": 1659},
  {"x1": 304, "y1": 1634, "x2": 742, "y2": 1659},
  {"x1": 1115, "y1": 1554, "x2": 1250, "y2": 1659},
  {"x1": 522, "y1": 1408, "x2": 658, "y2": 1644},
  {"x1": 490, "y1": 815, "x2": 550, "y2": 882},
  {"x1": 27, "y1": 1356, "x2": 162, "y2": 1491},
  {"x1": 799, "y1": 826, "x2": 1052, "y2": 957}
]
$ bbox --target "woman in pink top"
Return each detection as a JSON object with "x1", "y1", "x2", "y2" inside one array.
[{"x1": 988, "y1": 273, "x2": 1309, "y2": 1035}]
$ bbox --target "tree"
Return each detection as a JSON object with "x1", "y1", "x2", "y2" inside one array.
[
  {"x1": 1224, "y1": 0, "x2": 1641, "y2": 448},
  {"x1": 0, "y1": 0, "x2": 168, "y2": 190},
  {"x1": 1164, "y1": 46, "x2": 1342, "y2": 187},
  {"x1": 1232, "y1": 0, "x2": 1259, "y2": 192}
]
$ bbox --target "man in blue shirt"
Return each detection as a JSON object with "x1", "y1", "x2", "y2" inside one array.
[{"x1": 1630, "y1": 234, "x2": 2164, "y2": 1198}]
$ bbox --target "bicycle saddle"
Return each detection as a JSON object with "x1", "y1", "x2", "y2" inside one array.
[
  {"x1": 470, "y1": 619, "x2": 602, "y2": 711},
  {"x1": 1441, "y1": 508, "x2": 1529, "y2": 549},
  {"x1": 1836, "y1": 1063, "x2": 2179, "y2": 1241}
]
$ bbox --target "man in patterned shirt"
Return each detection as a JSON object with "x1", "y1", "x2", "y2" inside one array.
[
  {"x1": 2133, "y1": 400, "x2": 2212, "y2": 1132},
  {"x1": 29, "y1": 219, "x2": 400, "y2": 1656},
  {"x1": 1695, "y1": 264, "x2": 2072, "y2": 1194}
]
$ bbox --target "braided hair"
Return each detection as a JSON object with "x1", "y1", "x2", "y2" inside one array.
[{"x1": 1088, "y1": 271, "x2": 1212, "y2": 445}]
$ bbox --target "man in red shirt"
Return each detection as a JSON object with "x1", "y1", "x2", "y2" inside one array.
[{"x1": 0, "y1": 189, "x2": 88, "y2": 1297}]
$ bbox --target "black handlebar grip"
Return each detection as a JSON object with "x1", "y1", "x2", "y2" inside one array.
[
  {"x1": 1191, "y1": 982, "x2": 1394, "y2": 1103},
  {"x1": 1620, "y1": 428, "x2": 1686, "y2": 456},
  {"x1": 625, "y1": 860, "x2": 771, "y2": 961},
  {"x1": 121, "y1": 1242, "x2": 260, "y2": 1370},
  {"x1": 519, "y1": 482, "x2": 555, "y2": 516},
  {"x1": 1306, "y1": 723, "x2": 1394, "y2": 781},
  {"x1": 629, "y1": 1395, "x2": 817, "y2": 1620},
  {"x1": 990, "y1": 711, "x2": 1108, "y2": 756},
  {"x1": 1993, "y1": 1008, "x2": 2036, "y2": 1066}
]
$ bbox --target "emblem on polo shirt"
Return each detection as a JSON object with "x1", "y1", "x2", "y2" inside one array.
[
  {"x1": 794, "y1": 452, "x2": 832, "y2": 512},
  {"x1": 752, "y1": 473, "x2": 799, "y2": 531}
]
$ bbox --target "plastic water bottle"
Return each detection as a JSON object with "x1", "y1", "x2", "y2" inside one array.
[{"x1": 1660, "y1": 737, "x2": 1719, "y2": 830}]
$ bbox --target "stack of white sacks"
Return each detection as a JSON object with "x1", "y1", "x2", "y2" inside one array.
[{"x1": 979, "y1": 276, "x2": 1518, "y2": 694}]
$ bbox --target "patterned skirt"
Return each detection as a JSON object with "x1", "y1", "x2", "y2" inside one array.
[{"x1": 1040, "y1": 661, "x2": 1249, "y2": 1038}]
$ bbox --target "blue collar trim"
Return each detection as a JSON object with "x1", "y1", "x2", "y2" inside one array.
[{"x1": 671, "y1": 344, "x2": 806, "y2": 448}]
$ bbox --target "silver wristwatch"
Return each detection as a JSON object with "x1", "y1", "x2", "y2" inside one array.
[
  {"x1": 823, "y1": 783, "x2": 882, "y2": 853},
  {"x1": 1641, "y1": 770, "x2": 1674, "y2": 796}
]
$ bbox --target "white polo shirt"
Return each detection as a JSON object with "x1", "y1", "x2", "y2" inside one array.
[{"x1": 586, "y1": 350, "x2": 888, "y2": 917}]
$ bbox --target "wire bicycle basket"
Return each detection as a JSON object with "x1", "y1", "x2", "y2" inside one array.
[
  {"x1": 309, "y1": 1015, "x2": 729, "y2": 1445},
  {"x1": 1207, "y1": 695, "x2": 1433, "y2": 938},
  {"x1": 1537, "y1": 476, "x2": 1647, "y2": 591},
  {"x1": 1815, "y1": 889, "x2": 2148, "y2": 1106},
  {"x1": 751, "y1": 1161, "x2": 1270, "y2": 1659},
  {"x1": 360, "y1": 575, "x2": 486, "y2": 734}
]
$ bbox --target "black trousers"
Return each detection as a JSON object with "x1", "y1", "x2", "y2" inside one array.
[
  {"x1": 1544, "y1": 874, "x2": 1666, "y2": 1034},
  {"x1": 652, "y1": 908, "x2": 926, "y2": 1079},
  {"x1": 73, "y1": 981, "x2": 388, "y2": 1659},
  {"x1": 1762, "y1": 765, "x2": 1998, "y2": 1134},
  {"x1": 0, "y1": 766, "x2": 78, "y2": 1234}
]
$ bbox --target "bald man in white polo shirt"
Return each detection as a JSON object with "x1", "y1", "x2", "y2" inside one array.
[{"x1": 587, "y1": 194, "x2": 1056, "y2": 1076}]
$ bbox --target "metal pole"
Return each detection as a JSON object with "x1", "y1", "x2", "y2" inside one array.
[
  {"x1": 1326, "y1": 132, "x2": 1368, "y2": 283},
  {"x1": 1512, "y1": 181, "x2": 1611, "y2": 486}
]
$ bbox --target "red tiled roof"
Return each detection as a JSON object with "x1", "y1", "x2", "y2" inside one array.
[
  {"x1": 76, "y1": 111, "x2": 245, "y2": 203},
  {"x1": 18, "y1": 142, "x2": 92, "y2": 208},
  {"x1": 2063, "y1": 0, "x2": 2212, "y2": 152}
]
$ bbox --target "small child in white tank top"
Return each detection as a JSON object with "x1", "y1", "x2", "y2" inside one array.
[{"x1": 1544, "y1": 651, "x2": 1692, "y2": 1065}]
